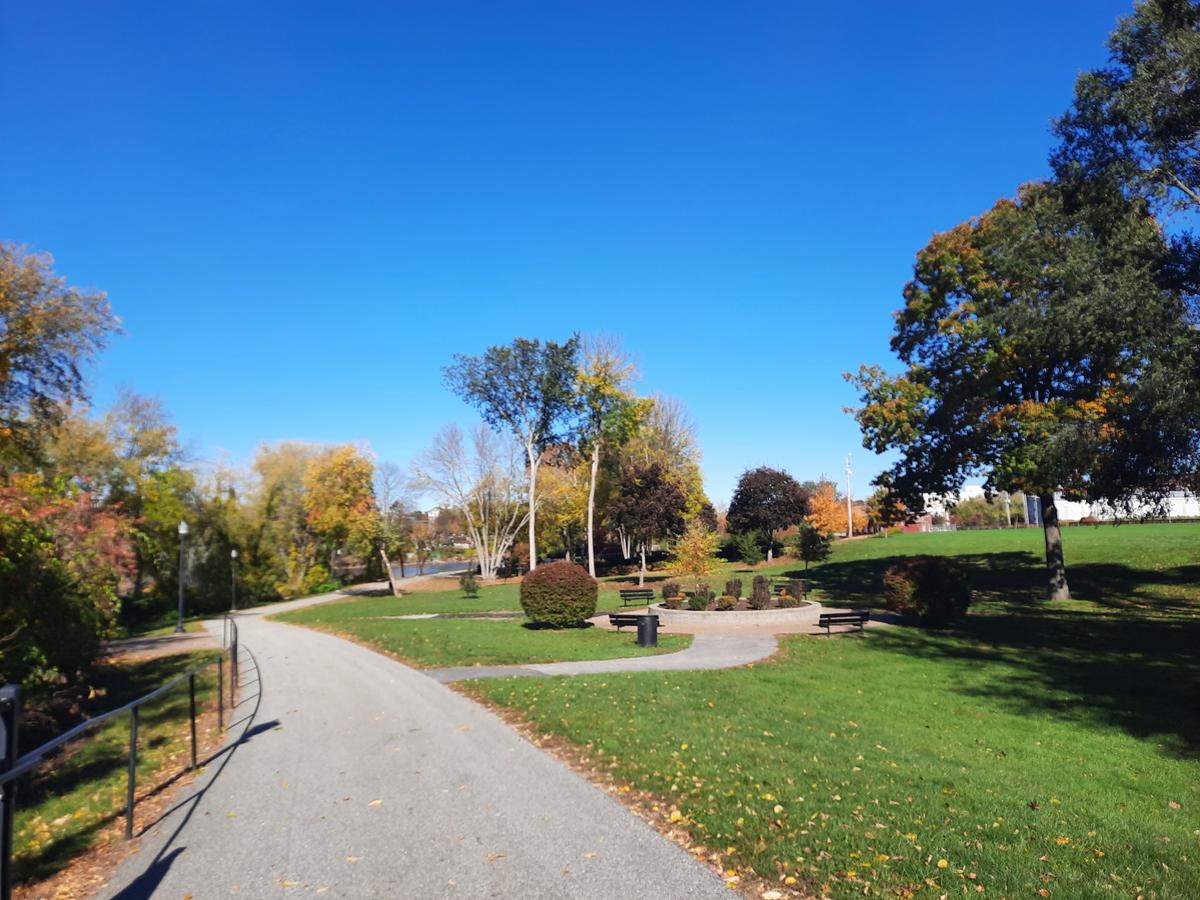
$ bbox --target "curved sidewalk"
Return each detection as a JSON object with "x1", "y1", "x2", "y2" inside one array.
[
  {"x1": 425, "y1": 633, "x2": 778, "y2": 683},
  {"x1": 99, "y1": 605, "x2": 729, "y2": 899}
]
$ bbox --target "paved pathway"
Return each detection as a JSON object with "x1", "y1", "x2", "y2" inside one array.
[
  {"x1": 99, "y1": 602, "x2": 729, "y2": 899},
  {"x1": 426, "y1": 633, "x2": 778, "y2": 683}
]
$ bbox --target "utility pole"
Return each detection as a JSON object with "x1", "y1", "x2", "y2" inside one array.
[{"x1": 844, "y1": 454, "x2": 854, "y2": 538}]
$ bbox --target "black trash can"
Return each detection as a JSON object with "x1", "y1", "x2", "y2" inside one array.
[{"x1": 636, "y1": 614, "x2": 659, "y2": 647}]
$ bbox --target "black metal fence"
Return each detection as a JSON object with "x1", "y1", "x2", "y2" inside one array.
[{"x1": 0, "y1": 616, "x2": 240, "y2": 900}]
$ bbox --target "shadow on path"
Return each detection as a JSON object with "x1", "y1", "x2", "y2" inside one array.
[{"x1": 109, "y1": 642, "x2": 270, "y2": 899}]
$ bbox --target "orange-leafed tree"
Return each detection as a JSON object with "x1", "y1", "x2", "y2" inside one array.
[
  {"x1": 303, "y1": 444, "x2": 377, "y2": 580},
  {"x1": 805, "y1": 481, "x2": 845, "y2": 537}
]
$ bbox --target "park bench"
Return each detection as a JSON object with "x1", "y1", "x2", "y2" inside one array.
[
  {"x1": 619, "y1": 588, "x2": 655, "y2": 607},
  {"x1": 608, "y1": 613, "x2": 664, "y2": 632},
  {"x1": 772, "y1": 580, "x2": 810, "y2": 599},
  {"x1": 816, "y1": 610, "x2": 869, "y2": 636}
]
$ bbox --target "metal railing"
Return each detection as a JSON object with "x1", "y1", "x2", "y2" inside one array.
[{"x1": 0, "y1": 615, "x2": 240, "y2": 900}]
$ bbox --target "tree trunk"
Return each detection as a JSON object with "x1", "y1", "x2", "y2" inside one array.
[
  {"x1": 379, "y1": 546, "x2": 399, "y2": 596},
  {"x1": 618, "y1": 526, "x2": 632, "y2": 560},
  {"x1": 1039, "y1": 492, "x2": 1070, "y2": 600},
  {"x1": 132, "y1": 551, "x2": 145, "y2": 602},
  {"x1": 398, "y1": 551, "x2": 406, "y2": 578},
  {"x1": 766, "y1": 530, "x2": 774, "y2": 563},
  {"x1": 638, "y1": 543, "x2": 647, "y2": 587},
  {"x1": 586, "y1": 443, "x2": 600, "y2": 577},
  {"x1": 527, "y1": 442, "x2": 539, "y2": 571}
]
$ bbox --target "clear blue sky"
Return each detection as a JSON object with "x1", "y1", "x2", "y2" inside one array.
[{"x1": 1, "y1": 1, "x2": 1132, "y2": 505}]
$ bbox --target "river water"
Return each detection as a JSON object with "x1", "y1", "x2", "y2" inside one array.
[{"x1": 390, "y1": 560, "x2": 470, "y2": 580}]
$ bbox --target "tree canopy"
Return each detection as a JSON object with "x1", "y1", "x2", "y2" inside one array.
[
  {"x1": 0, "y1": 244, "x2": 118, "y2": 461},
  {"x1": 848, "y1": 180, "x2": 1200, "y2": 598},
  {"x1": 1053, "y1": 0, "x2": 1200, "y2": 213},
  {"x1": 726, "y1": 467, "x2": 809, "y2": 561},
  {"x1": 607, "y1": 460, "x2": 687, "y2": 585},
  {"x1": 444, "y1": 336, "x2": 581, "y2": 568}
]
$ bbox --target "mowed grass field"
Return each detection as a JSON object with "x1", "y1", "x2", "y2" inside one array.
[
  {"x1": 468, "y1": 524, "x2": 1200, "y2": 898},
  {"x1": 275, "y1": 584, "x2": 690, "y2": 668}
]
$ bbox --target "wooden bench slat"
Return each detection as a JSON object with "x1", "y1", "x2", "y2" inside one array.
[
  {"x1": 607, "y1": 612, "x2": 664, "y2": 632},
  {"x1": 816, "y1": 610, "x2": 869, "y2": 636}
]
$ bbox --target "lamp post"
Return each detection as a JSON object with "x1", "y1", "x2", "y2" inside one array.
[
  {"x1": 176, "y1": 520, "x2": 189, "y2": 633},
  {"x1": 230, "y1": 548, "x2": 238, "y2": 611},
  {"x1": 844, "y1": 454, "x2": 854, "y2": 538}
]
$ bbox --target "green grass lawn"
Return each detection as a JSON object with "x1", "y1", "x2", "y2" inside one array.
[
  {"x1": 275, "y1": 584, "x2": 690, "y2": 668},
  {"x1": 469, "y1": 524, "x2": 1200, "y2": 898},
  {"x1": 14, "y1": 652, "x2": 222, "y2": 887},
  {"x1": 607, "y1": 522, "x2": 1200, "y2": 611}
]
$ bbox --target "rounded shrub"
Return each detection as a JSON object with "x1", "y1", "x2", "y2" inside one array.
[
  {"x1": 716, "y1": 594, "x2": 736, "y2": 611},
  {"x1": 882, "y1": 555, "x2": 971, "y2": 625},
  {"x1": 520, "y1": 561, "x2": 598, "y2": 627},
  {"x1": 688, "y1": 586, "x2": 713, "y2": 611},
  {"x1": 661, "y1": 581, "x2": 681, "y2": 601}
]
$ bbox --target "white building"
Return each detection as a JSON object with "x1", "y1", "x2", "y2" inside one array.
[{"x1": 1031, "y1": 491, "x2": 1200, "y2": 524}]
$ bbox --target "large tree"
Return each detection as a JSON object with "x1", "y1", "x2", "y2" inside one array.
[
  {"x1": 848, "y1": 181, "x2": 1200, "y2": 600},
  {"x1": 410, "y1": 424, "x2": 529, "y2": 580},
  {"x1": 0, "y1": 244, "x2": 119, "y2": 462},
  {"x1": 607, "y1": 460, "x2": 687, "y2": 586},
  {"x1": 575, "y1": 337, "x2": 651, "y2": 576},
  {"x1": 303, "y1": 444, "x2": 378, "y2": 579},
  {"x1": 444, "y1": 336, "x2": 580, "y2": 570},
  {"x1": 1053, "y1": 0, "x2": 1200, "y2": 213},
  {"x1": 726, "y1": 467, "x2": 809, "y2": 562}
]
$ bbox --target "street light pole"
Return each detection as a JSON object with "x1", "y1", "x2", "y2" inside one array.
[
  {"x1": 844, "y1": 454, "x2": 854, "y2": 538},
  {"x1": 176, "y1": 520, "x2": 189, "y2": 633},
  {"x1": 230, "y1": 548, "x2": 238, "y2": 611}
]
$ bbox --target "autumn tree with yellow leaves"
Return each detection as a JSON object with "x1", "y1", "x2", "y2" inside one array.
[{"x1": 848, "y1": 180, "x2": 1200, "y2": 600}]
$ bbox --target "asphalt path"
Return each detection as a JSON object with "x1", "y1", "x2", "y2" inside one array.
[{"x1": 99, "y1": 599, "x2": 729, "y2": 899}]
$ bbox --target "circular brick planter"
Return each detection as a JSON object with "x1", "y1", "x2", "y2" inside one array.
[{"x1": 651, "y1": 600, "x2": 819, "y2": 627}]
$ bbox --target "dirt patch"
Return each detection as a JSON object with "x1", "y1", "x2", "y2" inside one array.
[{"x1": 102, "y1": 632, "x2": 220, "y2": 663}]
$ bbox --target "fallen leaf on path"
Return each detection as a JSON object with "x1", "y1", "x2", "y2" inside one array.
[
  {"x1": 369, "y1": 799, "x2": 383, "y2": 807},
  {"x1": 486, "y1": 852, "x2": 506, "y2": 863}
]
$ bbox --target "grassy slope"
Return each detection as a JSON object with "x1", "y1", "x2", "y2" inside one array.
[
  {"x1": 471, "y1": 524, "x2": 1200, "y2": 898},
  {"x1": 15, "y1": 652, "x2": 221, "y2": 886},
  {"x1": 275, "y1": 585, "x2": 690, "y2": 668}
]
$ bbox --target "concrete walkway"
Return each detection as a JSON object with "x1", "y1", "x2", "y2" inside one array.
[
  {"x1": 425, "y1": 633, "x2": 778, "y2": 683},
  {"x1": 99, "y1": 602, "x2": 729, "y2": 899}
]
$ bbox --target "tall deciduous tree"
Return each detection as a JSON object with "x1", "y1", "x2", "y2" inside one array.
[
  {"x1": 410, "y1": 423, "x2": 529, "y2": 580},
  {"x1": 0, "y1": 244, "x2": 119, "y2": 461},
  {"x1": 576, "y1": 337, "x2": 651, "y2": 576},
  {"x1": 607, "y1": 461, "x2": 687, "y2": 586},
  {"x1": 444, "y1": 336, "x2": 580, "y2": 571},
  {"x1": 805, "y1": 481, "x2": 846, "y2": 537},
  {"x1": 374, "y1": 460, "x2": 412, "y2": 592},
  {"x1": 726, "y1": 467, "x2": 810, "y2": 562},
  {"x1": 1053, "y1": 0, "x2": 1200, "y2": 213},
  {"x1": 847, "y1": 181, "x2": 1200, "y2": 600},
  {"x1": 303, "y1": 444, "x2": 378, "y2": 581},
  {"x1": 617, "y1": 394, "x2": 710, "y2": 555}
]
